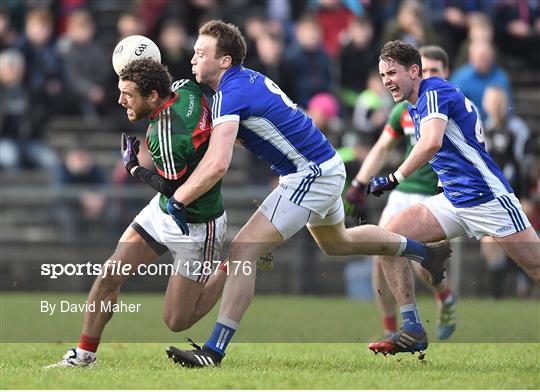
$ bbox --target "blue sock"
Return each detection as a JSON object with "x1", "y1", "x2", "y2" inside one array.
[
  {"x1": 204, "y1": 317, "x2": 238, "y2": 357},
  {"x1": 400, "y1": 303, "x2": 424, "y2": 334},
  {"x1": 396, "y1": 236, "x2": 428, "y2": 264}
]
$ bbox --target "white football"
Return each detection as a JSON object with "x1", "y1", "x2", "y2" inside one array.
[{"x1": 112, "y1": 35, "x2": 161, "y2": 75}]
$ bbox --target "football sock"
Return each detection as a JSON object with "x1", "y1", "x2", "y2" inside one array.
[
  {"x1": 77, "y1": 334, "x2": 100, "y2": 353},
  {"x1": 400, "y1": 303, "x2": 424, "y2": 334},
  {"x1": 205, "y1": 316, "x2": 238, "y2": 357},
  {"x1": 436, "y1": 287, "x2": 454, "y2": 304},
  {"x1": 395, "y1": 236, "x2": 428, "y2": 264},
  {"x1": 383, "y1": 314, "x2": 398, "y2": 334}
]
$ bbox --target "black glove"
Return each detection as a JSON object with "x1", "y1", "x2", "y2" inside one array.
[{"x1": 121, "y1": 132, "x2": 140, "y2": 174}]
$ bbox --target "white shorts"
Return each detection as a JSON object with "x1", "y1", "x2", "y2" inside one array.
[
  {"x1": 131, "y1": 194, "x2": 227, "y2": 282},
  {"x1": 422, "y1": 193, "x2": 530, "y2": 240},
  {"x1": 379, "y1": 190, "x2": 432, "y2": 226},
  {"x1": 258, "y1": 153, "x2": 346, "y2": 240}
]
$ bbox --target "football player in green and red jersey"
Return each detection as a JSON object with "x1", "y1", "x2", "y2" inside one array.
[{"x1": 47, "y1": 58, "x2": 229, "y2": 367}]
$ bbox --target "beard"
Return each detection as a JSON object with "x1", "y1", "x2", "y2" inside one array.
[{"x1": 130, "y1": 103, "x2": 153, "y2": 121}]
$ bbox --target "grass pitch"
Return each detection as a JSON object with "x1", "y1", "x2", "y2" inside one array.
[
  {"x1": 1, "y1": 293, "x2": 539, "y2": 389},
  {"x1": 1, "y1": 342, "x2": 538, "y2": 389}
]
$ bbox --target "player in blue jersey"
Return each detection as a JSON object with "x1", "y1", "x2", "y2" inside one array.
[
  {"x1": 162, "y1": 20, "x2": 452, "y2": 367},
  {"x1": 367, "y1": 40, "x2": 540, "y2": 356}
]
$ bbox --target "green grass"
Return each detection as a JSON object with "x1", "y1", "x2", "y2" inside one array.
[
  {"x1": 1, "y1": 293, "x2": 539, "y2": 389},
  {"x1": 1, "y1": 343, "x2": 539, "y2": 389}
]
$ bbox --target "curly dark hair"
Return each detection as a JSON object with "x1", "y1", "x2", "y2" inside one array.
[
  {"x1": 119, "y1": 58, "x2": 172, "y2": 98},
  {"x1": 199, "y1": 19, "x2": 247, "y2": 65},
  {"x1": 379, "y1": 40, "x2": 422, "y2": 77}
]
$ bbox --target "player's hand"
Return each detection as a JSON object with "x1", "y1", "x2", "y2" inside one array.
[
  {"x1": 345, "y1": 180, "x2": 367, "y2": 210},
  {"x1": 121, "y1": 133, "x2": 140, "y2": 174},
  {"x1": 167, "y1": 197, "x2": 190, "y2": 235},
  {"x1": 367, "y1": 173, "x2": 399, "y2": 197}
]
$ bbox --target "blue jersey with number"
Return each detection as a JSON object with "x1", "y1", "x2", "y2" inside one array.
[
  {"x1": 408, "y1": 77, "x2": 512, "y2": 207},
  {"x1": 211, "y1": 65, "x2": 336, "y2": 176}
]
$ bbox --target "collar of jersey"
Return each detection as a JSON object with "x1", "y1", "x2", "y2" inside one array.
[
  {"x1": 409, "y1": 78, "x2": 428, "y2": 109},
  {"x1": 150, "y1": 92, "x2": 179, "y2": 120},
  {"x1": 219, "y1": 64, "x2": 243, "y2": 89}
]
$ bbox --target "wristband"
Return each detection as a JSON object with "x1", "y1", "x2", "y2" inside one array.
[
  {"x1": 393, "y1": 171, "x2": 406, "y2": 183},
  {"x1": 130, "y1": 165, "x2": 140, "y2": 176}
]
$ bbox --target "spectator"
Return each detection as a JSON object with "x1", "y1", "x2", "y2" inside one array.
[
  {"x1": 454, "y1": 13, "x2": 495, "y2": 67},
  {"x1": 312, "y1": 0, "x2": 358, "y2": 58},
  {"x1": 450, "y1": 39, "x2": 512, "y2": 120},
  {"x1": 0, "y1": 48, "x2": 58, "y2": 170},
  {"x1": 116, "y1": 12, "x2": 145, "y2": 40},
  {"x1": 338, "y1": 16, "x2": 379, "y2": 110},
  {"x1": 158, "y1": 18, "x2": 193, "y2": 80},
  {"x1": 482, "y1": 86, "x2": 526, "y2": 198},
  {"x1": 57, "y1": 9, "x2": 110, "y2": 122},
  {"x1": 242, "y1": 12, "x2": 268, "y2": 69},
  {"x1": 281, "y1": 15, "x2": 333, "y2": 107},
  {"x1": 16, "y1": 8, "x2": 64, "y2": 119},
  {"x1": 480, "y1": 85, "x2": 536, "y2": 298},
  {"x1": 53, "y1": 149, "x2": 108, "y2": 242},
  {"x1": 352, "y1": 71, "x2": 393, "y2": 142},
  {"x1": 0, "y1": 8, "x2": 20, "y2": 51},
  {"x1": 493, "y1": 0, "x2": 540, "y2": 67},
  {"x1": 307, "y1": 92, "x2": 342, "y2": 147},
  {"x1": 430, "y1": 1, "x2": 489, "y2": 65},
  {"x1": 246, "y1": 31, "x2": 286, "y2": 87},
  {"x1": 382, "y1": 0, "x2": 440, "y2": 49}
]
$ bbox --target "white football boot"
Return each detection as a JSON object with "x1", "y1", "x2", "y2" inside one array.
[{"x1": 45, "y1": 348, "x2": 96, "y2": 368}]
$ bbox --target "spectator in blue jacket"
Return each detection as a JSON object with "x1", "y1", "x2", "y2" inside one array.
[{"x1": 450, "y1": 39, "x2": 512, "y2": 120}]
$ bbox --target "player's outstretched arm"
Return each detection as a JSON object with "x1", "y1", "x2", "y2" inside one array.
[
  {"x1": 172, "y1": 120, "x2": 239, "y2": 206},
  {"x1": 396, "y1": 118, "x2": 446, "y2": 179},
  {"x1": 366, "y1": 118, "x2": 446, "y2": 197}
]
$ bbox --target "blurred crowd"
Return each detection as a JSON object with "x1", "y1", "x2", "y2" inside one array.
[{"x1": 1, "y1": 0, "x2": 539, "y2": 296}]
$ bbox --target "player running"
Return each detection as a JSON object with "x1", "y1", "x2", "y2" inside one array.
[
  {"x1": 46, "y1": 59, "x2": 229, "y2": 367},
  {"x1": 163, "y1": 20, "x2": 452, "y2": 368},
  {"x1": 346, "y1": 46, "x2": 457, "y2": 341},
  {"x1": 366, "y1": 40, "x2": 539, "y2": 356}
]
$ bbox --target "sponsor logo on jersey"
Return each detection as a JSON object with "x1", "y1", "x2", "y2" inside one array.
[{"x1": 187, "y1": 94, "x2": 195, "y2": 117}]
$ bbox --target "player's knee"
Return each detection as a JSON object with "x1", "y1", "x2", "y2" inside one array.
[{"x1": 163, "y1": 313, "x2": 193, "y2": 332}]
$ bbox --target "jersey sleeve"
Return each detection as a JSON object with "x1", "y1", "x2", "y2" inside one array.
[
  {"x1": 383, "y1": 103, "x2": 406, "y2": 138},
  {"x1": 212, "y1": 90, "x2": 247, "y2": 127},
  {"x1": 417, "y1": 87, "x2": 450, "y2": 124}
]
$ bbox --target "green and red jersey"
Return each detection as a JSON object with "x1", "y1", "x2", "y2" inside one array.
[
  {"x1": 146, "y1": 79, "x2": 223, "y2": 223},
  {"x1": 383, "y1": 101, "x2": 439, "y2": 195}
]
